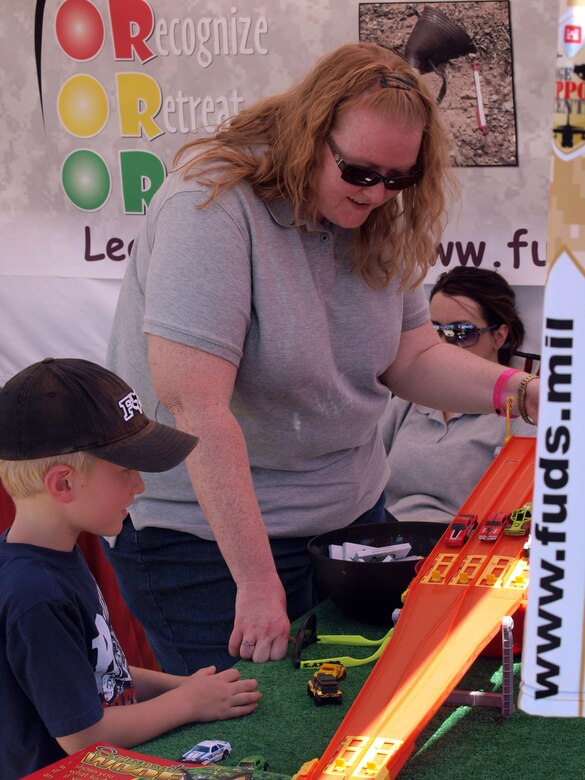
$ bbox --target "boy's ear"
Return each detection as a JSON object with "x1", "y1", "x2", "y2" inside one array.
[{"x1": 44, "y1": 464, "x2": 76, "y2": 502}]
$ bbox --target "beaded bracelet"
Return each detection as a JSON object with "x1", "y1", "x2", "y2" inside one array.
[
  {"x1": 517, "y1": 374, "x2": 538, "y2": 425},
  {"x1": 493, "y1": 367, "x2": 521, "y2": 417}
]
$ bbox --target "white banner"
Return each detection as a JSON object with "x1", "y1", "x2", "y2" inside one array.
[
  {"x1": 519, "y1": 0, "x2": 585, "y2": 716},
  {"x1": 519, "y1": 252, "x2": 585, "y2": 715},
  {"x1": 0, "y1": 1, "x2": 556, "y2": 379}
]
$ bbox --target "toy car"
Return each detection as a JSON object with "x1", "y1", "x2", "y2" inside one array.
[
  {"x1": 504, "y1": 502, "x2": 532, "y2": 536},
  {"x1": 445, "y1": 513, "x2": 477, "y2": 548},
  {"x1": 181, "y1": 740, "x2": 232, "y2": 764},
  {"x1": 316, "y1": 662, "x2": 346, "y2": 681},
  {"x1": 237, "y1": 755, "x2": 270, "y2": 772},
  {"x1": 307, "y1": 671, "x2": 343, "y2": 706},
  {"x1": 478, "y1": 511, "x2": 509, "y2": 542}
]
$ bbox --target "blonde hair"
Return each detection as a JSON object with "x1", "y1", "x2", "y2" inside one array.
[
  {"x1": 0, "y1": 451, "x2": 99, "y2": 499},
  {"x1": 173, "y1": 42, "x2": 459, "y2": 289}
]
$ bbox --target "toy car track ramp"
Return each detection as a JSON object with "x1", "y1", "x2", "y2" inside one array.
[{"x1": 297, "y1": 435, "x2": 535, "y2": 780}]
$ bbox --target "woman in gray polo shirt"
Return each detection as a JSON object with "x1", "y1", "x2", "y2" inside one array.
[{"x1": 104, "y1": 43, "x2": 540, "y2": 673}]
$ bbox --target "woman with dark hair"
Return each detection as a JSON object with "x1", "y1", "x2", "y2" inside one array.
[
  {"x1": 104, "y1": 43, "x2": 540, "y2": 673},
  {"x1": 430, "y1": 266, "x2": 526, "y2": 365},
  {"x1": 382, "y1": 266, "x2": 537, "y2": 525}
]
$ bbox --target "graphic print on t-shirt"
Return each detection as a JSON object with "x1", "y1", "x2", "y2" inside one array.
[{"x1": 92, "y1": 589, "x2": 136, "y2": 706}]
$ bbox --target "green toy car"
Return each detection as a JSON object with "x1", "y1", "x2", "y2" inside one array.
[
  {"x1": 504, "y1": 501, "x2": 532, "y2": 536},
  {"x1": 237, "y1": 755, "x2": 270, "y2": 772}
]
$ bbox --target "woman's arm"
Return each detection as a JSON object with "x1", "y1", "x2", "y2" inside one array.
[
  {"x1": 148, "y1": 334, "x2": 290, "y2": 664},
  {"x1": 381, "y1": 321, "x2": 539, "y2": 421}
]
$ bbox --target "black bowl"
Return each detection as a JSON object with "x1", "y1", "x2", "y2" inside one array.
[{"x1": 308, "y1": 521, "x2": 444, "y2": 625}]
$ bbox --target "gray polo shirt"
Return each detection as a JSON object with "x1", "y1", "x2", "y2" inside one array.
[
  {"x1": 108, "y1": 169, "x2": 429, "y2": 539},
  {"x1": 382, "y1": 397, "x2": 537, "y2": 524}
]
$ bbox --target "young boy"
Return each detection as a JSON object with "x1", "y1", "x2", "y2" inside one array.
[{"x1": 0, "y1": 358, "x2": 261, "y2": 780}]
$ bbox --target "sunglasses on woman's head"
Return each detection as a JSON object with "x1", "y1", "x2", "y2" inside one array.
[
  {"x1": 326, "y1": 136, "x2": 423, "y2": 191},
  {"x1": 433, "y1": 322, "x2": 498, "y2": 348}
]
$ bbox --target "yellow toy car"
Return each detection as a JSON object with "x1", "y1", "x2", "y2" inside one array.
[
  {"x1": 307, "y1": 664, "x2": 346, "y2": 706},
  {"x1": 316, "y1": 662, "x2": 346, "y2": 681},
  {"x1": 307, "y1": 672, "x2": 342, "y2": 706}
]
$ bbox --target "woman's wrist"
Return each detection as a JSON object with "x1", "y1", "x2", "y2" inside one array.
[
  {"x1": 493, "y1": 367, "x2": 521, "y2": 418},
  {"x1": 517, "y1": 374, "x2": 539, "y2": 425},
  {"x1": 493, "y1": 367, "x2": 538, "y2": 425}
]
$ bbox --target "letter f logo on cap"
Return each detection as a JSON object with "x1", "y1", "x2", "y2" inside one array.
[{"x1": 118, "y1": 392, "x2": 143, "y2": 421}]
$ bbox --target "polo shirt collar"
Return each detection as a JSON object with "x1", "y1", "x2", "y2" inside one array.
[{"x1": 264, "y1": 198, "x2": 326, "y2": 233}]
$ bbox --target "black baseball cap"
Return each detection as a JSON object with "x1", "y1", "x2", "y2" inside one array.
[{"x1": 0, "y1": 358, "x2": 198, "y2": 472}]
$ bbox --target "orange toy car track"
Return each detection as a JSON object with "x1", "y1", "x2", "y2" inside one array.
[{"x1": 295, "y1": 435, "x2": 535, "y2": 780}]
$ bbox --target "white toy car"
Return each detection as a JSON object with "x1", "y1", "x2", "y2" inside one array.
[{"x1": 181, "y1": 740, "x2": 232, "y2": 764}]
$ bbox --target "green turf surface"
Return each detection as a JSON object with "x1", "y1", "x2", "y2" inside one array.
[
  {"x1": 137, "y1": 600, "x2": 585, "y2": 779},
  {"x1": 184, "y1": 768, "x2": 290, "y2": 780}
]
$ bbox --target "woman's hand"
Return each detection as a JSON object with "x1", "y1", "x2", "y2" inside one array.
[{"x1": 229, "y1": 577, "x2": 290, "y2": 663}]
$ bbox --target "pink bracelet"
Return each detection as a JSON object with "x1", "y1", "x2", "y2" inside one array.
[{"x1": 493, "y1": 367, "x2": 521, "y2": 417}]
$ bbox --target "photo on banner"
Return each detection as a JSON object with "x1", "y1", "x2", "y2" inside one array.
[{"x1": 360, "y1": 1, "x2": 518, "y2": 167}]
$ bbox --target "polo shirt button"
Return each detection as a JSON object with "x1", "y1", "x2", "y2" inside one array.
[{"x1": 320, "y1": 233, "x2": 329, "y2": 242}]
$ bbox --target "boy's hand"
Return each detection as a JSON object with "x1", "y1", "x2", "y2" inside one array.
[
  {"x1": 191, "y1": 665, "x2": 216, "y2": 677},
  {"x1": 59, "y1": 667, "x2": 260, "y2": 754},
  {"x1": 180, "y1": 667, "x2": 261, "y2": 721}
]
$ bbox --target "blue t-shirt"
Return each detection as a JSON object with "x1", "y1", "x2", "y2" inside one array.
[{"x1": 0, "y1": 530, "x2": 136, "y2": 780}]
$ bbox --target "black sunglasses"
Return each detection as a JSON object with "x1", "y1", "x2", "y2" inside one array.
[
  {"x1": 326, "y1": 136, "x2": 423, "y2": 191},
  {"x1": 433, "y1": 322, "x2": 498, "y2": 348}
]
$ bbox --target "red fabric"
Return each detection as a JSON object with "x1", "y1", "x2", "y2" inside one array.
[
  {"x1": 76, "y1": 532, "x2": 159, "y2": 670},
  {"x1": 0, "y1": 480, "x2": 158, "y2": 671},
  {"x1": 0, "y1": 479, "x2": 15, "y2": 528},
  {"x1": 0, "y1": 480, "x2": 15, "y2": 527}
]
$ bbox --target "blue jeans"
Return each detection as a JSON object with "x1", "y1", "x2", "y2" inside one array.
[{"x1": 101, "y1": 493, "x2": 386, "y2": 673}]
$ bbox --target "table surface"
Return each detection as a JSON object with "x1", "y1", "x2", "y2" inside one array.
[{"x1": 137, "y1": 599, "x2": 585, "y2": 780}]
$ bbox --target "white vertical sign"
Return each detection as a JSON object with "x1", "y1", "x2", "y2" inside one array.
[
  {"x1": 519, "y1": 253, "x2": 585, "y2": 715},
  {"x1": 519, "y1": 0, "x2": 585, "y2": 716}
]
